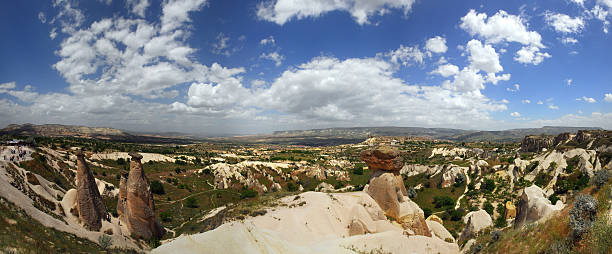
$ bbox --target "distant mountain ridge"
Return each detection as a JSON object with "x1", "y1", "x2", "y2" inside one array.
[
  {"x1": 0, "y1": 123, "x2": 194, "y2": 144},
  {"x1": 272, "y1": 126, "x2": 603, "y2": 142}
]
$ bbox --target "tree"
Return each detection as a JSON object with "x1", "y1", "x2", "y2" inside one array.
[
  {"x1": 151, "y1": 180, "x2": 165, "y2": 195},
  {"x1": 433, "y1": 196, "x2": 454, "y2": 208},
  {"x1": 423, "y1": 207, "x2": 432, "y2": 218},
  {"x1": 593, "y1": 170, "x2": 611, "y2": 189},
  {"x1": 482, "y1": 179, "x2": 496, "y2": 193},
  {"x1": 352, "y1": 164, "x2": 364, "y2": 175},
  {"x1": 483, "y1": 201, "x2": 494, "y2": 216},
  {"x1": 569, "y1": 194, "x2": 598, "y2": 241},
  {"x1": 160, "y1": 211, "x2": 172, "y2": 222}
]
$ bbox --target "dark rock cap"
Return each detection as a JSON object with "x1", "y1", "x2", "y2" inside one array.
[{"x1": 128, "y1": 152, "x2": 143, "y2": 160}]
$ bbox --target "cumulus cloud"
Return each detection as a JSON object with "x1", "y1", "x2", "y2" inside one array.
[
  {"x1": 384, "y1": 45, "x2": 425, "y2": 66},
  {"x1": 507, "y1": 84, "x2": 519, "y2": 92},
  {"x1": 544, "y1": 12, "x2": 585, "y2": 34},
  {"x1": 566, "y1": 78, "x2": 573, "y2": 86},
  {"x1": 430, "y1": 64, "x2": 459, "y2": 77},
  {"x1": 510, "y1": 112, "x2": 521, "y2": 117},
  {"x1": 605, "y1": 93, "x2": 612, "y2": 102},
  {"x1": 460, "y1": 9, "x2": 550, "y2": 65},
  {"x1": 522, "y1": 99, "x2": 531, "y2": 104},
  {"x1": 548, "y1": 104, "x2": 559, "y2": 110},
  {"x1": 256, "y1": 0, "x2": 416, "y2": 25},
  {"x1": 126, "y1": 0, "x2": 150, "y2": 18},
  {"x1": 260, "y1": 51, "x2": 285, "y2": 66},
  {"x1": 466, "y1": 39, "x2": 503, "y2": 74},
  {"x1": 562, "y1": 37, "x2": 579, "y2": 44},
  {"x1": 38, "y1": 12, "x2": 47, "y2": 23},
  {"x1": 425, "y1": 36, "x2": 447, "y2": 54},
  {"x1": 591, "y1": 3, "x2": 611, "y2": 33}
]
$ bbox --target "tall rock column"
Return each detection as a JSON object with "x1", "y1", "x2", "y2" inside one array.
[
  {"x1": 117, "y1": 170, "x2": 129, "y2": 223},
  {"x1": 124, "y1": 152, "x2": 165, "y2": 240},
  {"x1": 361, "y1": 146, "x2": 431, "y2": 236},
  {"x1": 75, "y1": 150, "x2": 109, "y2": 231}
]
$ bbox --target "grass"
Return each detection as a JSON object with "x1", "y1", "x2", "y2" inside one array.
[{"x1": 18, "y1": 152, "x2": 73, "y2": 191}]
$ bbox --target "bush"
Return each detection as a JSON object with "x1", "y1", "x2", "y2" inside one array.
[
  {"x1": 98, "y1": 234, "x2": 112, "y2": 250},
  {"x1": 592, "y1": 170, "x2": 611, "y2": 189},
  {"x1": 160, "y1": 210, "x2": 172, "y2": 222},
  {"x1": 352, "y1": 165, "x2": 364, "y2": 175},
  {"x1": 240, "y1": 189, "x2": 258, "y2": 199},
  {"x1": 433, "y1": 195, "x2": 454, "y2": 208},
  {"x1": 423, "y1": 207, "x2": 432, "y2": 218},
  {"x1": 588, "y1": 216, "x2": 612, "y2": 254},
  {"x1": 483, "y1": 201, "x2": 494, "y2": 216},
  {"x1": 544, "y1": 239, "x2": 574, "y2": 254},
  {"x1": 151, "y1": 180, "x2": 165, "y2": 195},
  {"x1": 455, "y1": 173, "x2": 466, "y2": 186},
  {"x1": 491, "y1": 230, "x2": 501, "y2": 242},
  {"x1": 569, "y1": 194, "x2": 598, "y2": 241},
  {"x1": 116, "y1": 158, "x2": 126, "y2": 165},
  {"x1": 549, "y1": 194, "x2": 560, "y2": 204},
  {"x1": 448, "y1": 208, "x2": 464, "y2": 221},
  {"x1": 185, "y1": 196, "x2": 198, "y2": 208},
  {"x1": 481, "y1": 179, "x2": 495, "y2": 193},
  {"x1": 287, "y1": 182, "x2": 298, "y2": 192}
]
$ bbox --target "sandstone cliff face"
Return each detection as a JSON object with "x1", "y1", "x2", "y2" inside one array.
[
  {"x1": 75, "y1": 150, "x2": 109, "y2": 231},
  {"x1": 121, "y1": 152, "x2": 165, "y2": 240},
  {"x1": 361, "y1": 146, "x2": 430, "y2": 237},
  {"x1": 521, "y1": 135, "x2": 554, "y2": 152}
]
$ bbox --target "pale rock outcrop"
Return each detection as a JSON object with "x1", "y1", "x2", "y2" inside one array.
[
  {"x1": 427, "y1": 214, "x2": 443, "y2": 225},
  {"x1": 75, "y1": 150, "x2": 109, "y2": 231},
  {"x1": 361, "y1": 146, "x2": 430, "y2": 237},
  {"x1": 315, "y1": 182, "x2": 335, "y2": 192},
  {"x1": 521, "y1": 135, "x2": 554, "y2": 152},
  {"x1": 427, "y1": 219, "x2": 454, "y2": 242},
  {"x1": 121, "y1": 152, "x2": 165, "y2": 240},
  {"x1": 459, "y1": 210, "x2": 492, "y2": 242},
  {"x1": 514, "y1": 185, "x2": 565, "y2": 228},
  {"x1": 441, "y1": 166, "x2": 466, "y2": 188},
  {"x1": 116, "y1": 170, "x2": 128, "y2": 222}
]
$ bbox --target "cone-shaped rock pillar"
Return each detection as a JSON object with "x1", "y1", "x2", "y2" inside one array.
[
  {"x1": 123, "y1": 152, "x2": 165, "y2": 240},
  {"x1": 75, "y1": 150, "x2": 109, "y2": 231}
]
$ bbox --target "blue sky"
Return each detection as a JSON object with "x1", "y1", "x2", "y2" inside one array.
[{"x1": 0, "y1": 0, "x2": 611, "y2": 135}]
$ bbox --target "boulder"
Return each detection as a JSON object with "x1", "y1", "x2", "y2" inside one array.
[
  {"x1": 360, "y1": 146, "x2": 403, "y2": 171},
  {"x1": 505, "y1": 201, "x2": 516, "y2": 219},
  {"x1": 459, "y1": 210, "x2": 492, "y2": 242},
  {"x1": 397, "y1": 198, "x2": 431, "y2": 237},
  {"x1": 427, "y1": 220, "x2": 454, "y2": 242},
  {"x1": 514, "y1": 185, "x2": 565, "y2": 228},
  {"x1": 75, "y1": 150, "x2": 109, "y2": 231},
  {"x1": 123, "y1": 152, "x2": 165, "y2": 240},
  {"x1": 315, "y1": 182, "x2": 334, "y2": 192}
]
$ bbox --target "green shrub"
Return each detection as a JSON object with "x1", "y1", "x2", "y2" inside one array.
[
  {"x1": 185, "y1": 196, "x2": 198, "y2": 208},
  {"x1": 98, "y1": 234, "x2": 112, "y2": 250},
  {"x1": 151, "y1": 180, "x2": 165, "y2": 195},
  {"x1": 160, "y1": 211, "x2": 172, "y2": 222},
  {"x1": 588, "y1": 216, "x2": 612, "y2": 254},
  {"x1": 352, "y1": 165, "x2": 364, "y2": 175},
  {"x1": 481, "y1": 179, "x2": 495, "y2": 193},
  {"x1": 483, "y1": 201, "x2": 494, "y2": 216},
  {"x1": 287, "y1": 182, "x2": 298, "y2": 192},
  {"x1": 423, "y1": 207, "x2": 432, "y2": 218},
  {"x1": 240, "y1": 189, "x2": 258, "y2": 199},
  {"x1": 592, "y1": 170, "x2": 611, "y2": 189},
  {"x1": 433, "y1": 196, "x2": 454, "y2": 208},
  {"x1": 569, "y1": 194, "x2": 598, "y2": 241}
]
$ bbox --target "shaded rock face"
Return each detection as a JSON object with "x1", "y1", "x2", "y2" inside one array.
[
  {"x1": 26, "y1": 172, "x2": 40, "y2": 185},
  {"x1": 361, "y1": 146, "x2": 430, "y2": 237},
  {"x1": 122, "y1": 152, "x2": 165, "y2": 240},
  {"x1": 514, "y1": 185, "x2": 565, "y2": 228},
  {"x1": 117, "y1": 171, "x2": 128, "y2": 222},
  {"x1": 75, "y1": 151, "x2": 109, "y2": 231},
  {"x1": 458, "y1": 210, "x2": 492, "y2": 243},
  {"x1": 360, "y1": 146, "x2": 403, "y2": 171},
  {"x1": 554, "y1": 132, "x2": 573, "y2": 146},
  {"x1": 521, "y1": 135, "x2": 554, "y2": 152}
]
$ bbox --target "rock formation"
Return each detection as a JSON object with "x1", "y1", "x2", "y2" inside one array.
[
  {"x1": 120, "y1": 152, "x2": 165, "y2": 240},
  {"x1": 505, "y1": 201, "x2": 516, "y2": 219},
  {"x1": 514, "y1": 185, "x2": 565, "y2": 228},
  {"x1": 75, "y1": 150, "x2": 109, "y2": 231},
  {"x1": 521, "y1": 135, "x2": 554, "y2": 152},
  {"x1": 458, "y1": 210, "x2": 492, "y2": 242},
  {"x1": 117, "y1": 170, "x2": 128, "y2": 222},
  {"x1": 361, "y1": 146, "x2": 431, "y2": 237}
]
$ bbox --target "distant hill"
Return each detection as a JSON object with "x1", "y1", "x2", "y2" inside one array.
[
  {"x1": 0, "y1": 123, "x2": 195, "y2": 144},
  {"x1": 270, "y1": 126, "x2": 603, "y2": 143}
]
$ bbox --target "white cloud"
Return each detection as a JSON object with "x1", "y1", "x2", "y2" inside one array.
[
  {"x1": 514, "y1": 46, "x2": 551, "y2": 65},
  {"x1": 507, "y1": 84, "x2": 520, "y2": 92},
  {"x1": 38, "y1": 12, "x2": 47, "y2": 23},
  {"x1": 460, "y1": 9, "x2": 550, "y2": 65},
  {"x1": 566, "y1": 78, "x2": 573, "y2": 86},
  {"x1": 510, "y1": 112, "x2": 521, "y2": 117},
  {"x1": 548, "y1": 104, "x2": 559, "y2": 110},
  {"x1": 529, "y1": 112, "x2": 612, "y2": 129},
  {"x1": 561, "y1": 37, "x2": 579, "y2": 44},
  {"x1": 160, "y1": 0, "x2": 208, "y2": 33},
  {"x1": 466, "y1": 39, "x2": 503, "y2": 74},
  {"x1": 384, "y1": 45, "x2": 425, "y2": 66},
  {"x1": 260, "y1": 36, "x2": 276, "y2": 46},
  {"x1": 571, "y1": 0, "x2": 585, "y2": 7},
  {"x1": 442, "y1": 67, "x2": 486, "y2": 93},
  {"x1": 126, "y1": 0, "x2": 150, "y2": 18},
  {"x1": 260, "y1": 51, "x2": 285, "y2": 66},
  {"x1": 605, "y1": 93, "x2": 612, "y2": 102},
  {"x1": 591, "y1": 4, "x2": 611, "y2": 33},
  {"x1": 425, "y1": 36, "x2": 447, "y2": 54},
  {"x1": 430, "y1": 64, "x2": 459, "y2": 77},
  {"x1": 576, "y1": 96, "x2": 597, "y2": 103},
  {"x1": 0, "y1": 82, "x2": 16, "y2": 93},
  {"x1": 537, "y1": 100, "x2": 544, "y2": 104},
  {"x1": 544, "y1": 12, "x2": 585, "y2": 34},
  {"x1": 522, "y1": 99, "x2": 531, "y2": 104},
  {"x1": 212, "y1": 32, "x2": 231, "y2": 56},
  {"x1": 256, "y1": 0, "x2": 416, "y2": 25}
]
